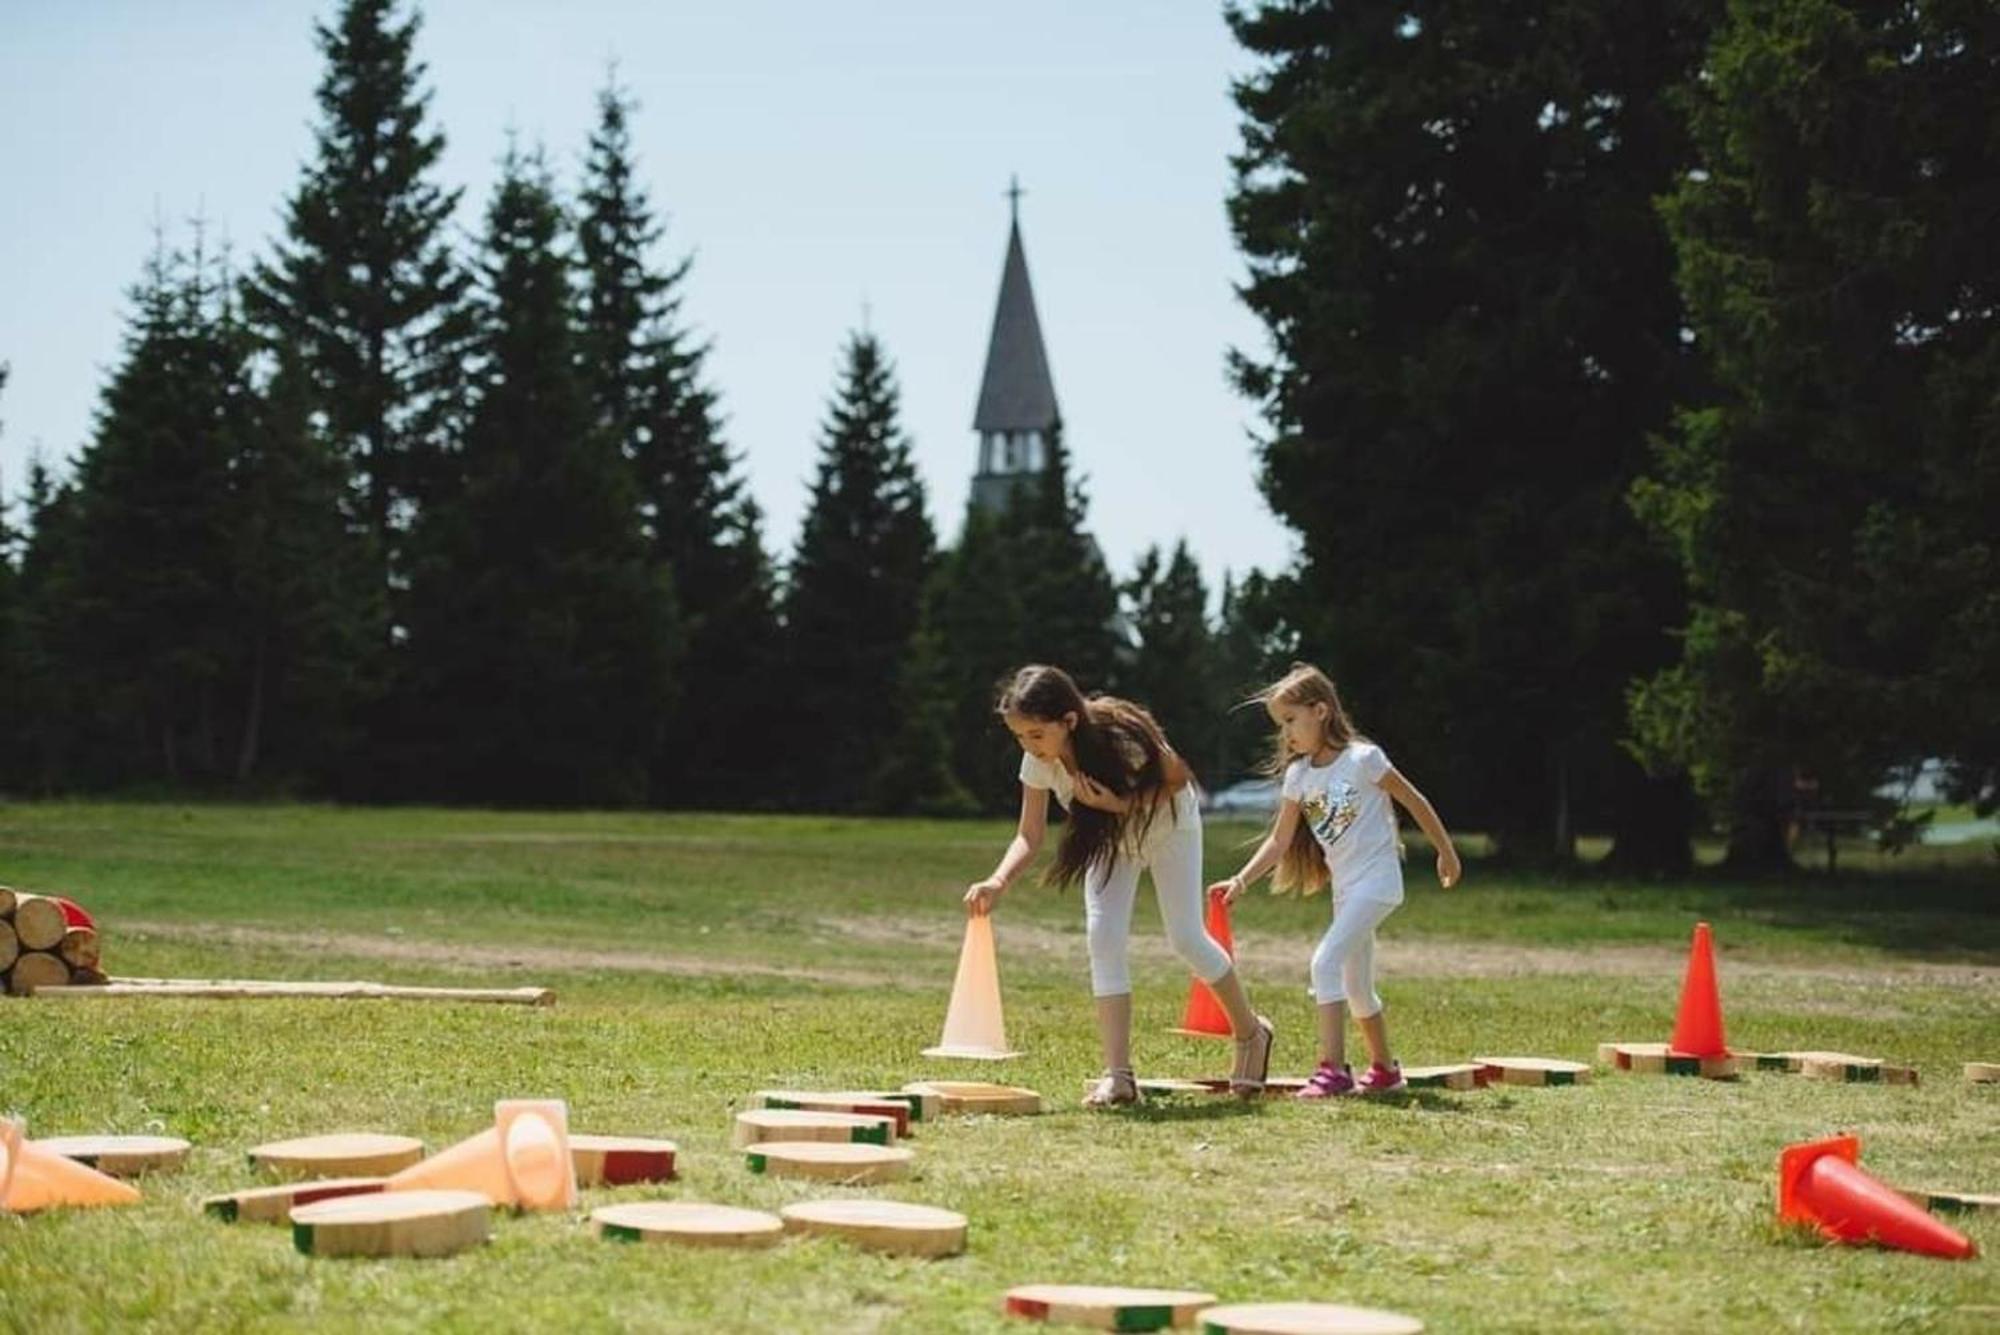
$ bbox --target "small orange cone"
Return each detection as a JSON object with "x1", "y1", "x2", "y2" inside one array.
[
  {"x1": 1669, "y1": 921, "x2": 1727, "y2": 1058},
  {"x1": 1779, "y1": 1135, "x2": 1976, "y2": 1259},
  {"x1": 385, "y1": 1100, "x2": 576, "y2": 1211},
  {"x1": 1, "y1": 1119, "x2": 142, "y2": 1213},
  {"x1": 1170, "y1": 888, "x2": 1236, "y2": 1039},
  {"x1": 923, "y1": 913, "x2": 1020, "y2": 1059}
]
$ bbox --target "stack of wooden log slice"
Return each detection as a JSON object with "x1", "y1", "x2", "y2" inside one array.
[{"x1": 1, "y1": 888, "x2": 105, "y2": 996}]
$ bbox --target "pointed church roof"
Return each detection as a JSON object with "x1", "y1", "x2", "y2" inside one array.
[{"x1": 973, "y1": 218, "x2": 1060, "y2": 433}]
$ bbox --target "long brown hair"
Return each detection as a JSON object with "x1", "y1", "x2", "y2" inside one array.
[
  {"x1": 997, "y1": 664, "x2": 1186, "y2": 889},
  {"x1": 1253, "y1": 662, "x2": 1360, "y2": 895}
]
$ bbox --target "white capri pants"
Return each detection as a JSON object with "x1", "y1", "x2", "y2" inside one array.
[
  {"x1": 1310, "y1": 891, "x2": 1399, "y2": 1016},
  {"x1": 1083, "y1": 788, "x2": 1232, "y2": 997}
]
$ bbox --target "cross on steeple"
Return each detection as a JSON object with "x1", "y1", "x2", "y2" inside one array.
[{"x1": 1006, "y1": 174, "x2": 1024, "y2": 224}]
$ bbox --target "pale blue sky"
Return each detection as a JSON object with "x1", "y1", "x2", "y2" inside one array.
[{"x1": 0, "y1": 1, "x2": 1296, "y2": 591}]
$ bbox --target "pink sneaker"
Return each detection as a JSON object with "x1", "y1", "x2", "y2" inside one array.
[
  {"x1": 1358, "y1": 1061, "x2": 1406, "y2": 1095},
  {"x1": 1295, "y1": 1062, "x2": 1356, "y2": 1099}
]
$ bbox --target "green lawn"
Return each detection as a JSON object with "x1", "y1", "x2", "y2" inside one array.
[{"x1": 2, "y1": 802, "x2": 1996, "y2": 1333}]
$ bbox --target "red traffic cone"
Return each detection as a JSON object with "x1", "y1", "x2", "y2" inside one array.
[
  {"x1": 1169, "y1": 888, "x2": 1236, "y2": 1039},
  {"x1": 1778, "y1": 1135, "x2": 1977, "y2": 1259},
  {"x1": 1669, "y1": 921, "x2": 1727, "y2": 1058}
]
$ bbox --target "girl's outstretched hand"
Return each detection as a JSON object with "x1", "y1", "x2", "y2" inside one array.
[
  {"x1": 963, "y1": 877, "x2": 1005, "y2": 916},
  {"x1": 1436, "y1": 846, "x2": 1462, "y2": 889},
  {"x1": 1209, "y1": 874, "x2": 1248, "y2": 905}
]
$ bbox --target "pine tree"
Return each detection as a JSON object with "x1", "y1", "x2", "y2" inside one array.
[
  {"x1": 574, "y1": 75, "x2": 782, "y2": 807},
  {"x1": 1211, "y1": 569, "x2": 1302, "y2": 785},
  {"x1": 1633, "y1": 0, "x2": 2000, "y2": 866},
  {"x1": 0, "y1": 364, "x2": 17, "y2": 789},
  {"x1": 1122, "y1": 541, "x2": 1218, "y2": 779},
  {"x1": 783, "y1": 332, "x2": 937, "y2": 809},
  {"x1": 1227, "y1": 0, "x2": 1713, "y2": 867},
  {"x1": 402, "y1": 144, "x2": 678, "y2": 804},
  {"x1": 244, "y1": 0, "x2": 471, "y2": 601},
  {"x1": 8, "y1": 456, "x2": 74, "y2": 790},
  {"x1": 48, "y1": 233, "x2": 247, "y2": 785}
]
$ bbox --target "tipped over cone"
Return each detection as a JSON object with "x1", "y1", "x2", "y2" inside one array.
[
  {"x1": 385, "y1": 1100, "x2": 576, "y2": 1211},
  {"x1": 1669, "y1": 921, "x2": 1727, "y2": 1058},
  {"x1": 1170, "y1": 887, "x2": 1236, "y2": 1038},
  {"x1": 1, "y1": 1120, "x2": 142, "y2": 1213},
  {"x1": 923, "y1": 912, "x2": 1019, "y2": 1060},
  {"x1": 1778, "y1": 1135, "x2": 1976, "y2": 1260}
]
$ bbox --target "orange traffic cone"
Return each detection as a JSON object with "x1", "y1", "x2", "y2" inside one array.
[
  {"x1": 1, "y1": 1119, "x2": 142, "y2": 1213},
  {"x1": 923, "y1": 912, "x2": 1020, "y2": 1059},
  {"x1": 1669, "y1": 921, "x2": 1727, "y2": 1058},
  {"x1": 385, "y1": 1099, "x2": 576, "y2": 1211},
  {"x1": 1170, "y1": 888, "x2": 1236, "y2": 1039},
  {"x1": 1779, "y1": 1135, "x2": 1976, "y2": 1259}
]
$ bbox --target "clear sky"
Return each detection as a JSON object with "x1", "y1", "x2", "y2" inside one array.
[{"x1": 0, "y1": 1, "x2": 1297, "y2": 594}]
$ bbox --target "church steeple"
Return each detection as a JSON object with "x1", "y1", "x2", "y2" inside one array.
[{"x1": 971, "y1": 177, "x2": 1059, "y2": 514}]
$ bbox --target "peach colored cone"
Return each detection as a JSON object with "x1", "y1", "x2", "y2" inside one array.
[
  {"x1": 386, "y1": 1127, "x2": 512, "y2": 1203},
  {"x1": 1669, "y1": 921, "x2": 1727, "y2": 1057},
  {"x1": 1171, "y1": 888, "x2": 1236, "y2": 1038},
  {"x1": 923, "y1": 913, "x2": 1020, "y2": 1059},
  {"x1": 495, "y1": 1099, "x2": 576, "y2": 1211},
  {"x1": 385, "y1": 1101, "x2": 576, "y2": 1211},
  {"x1": 2, "y1": 1121, "x2": 142, "y2": 1212}
]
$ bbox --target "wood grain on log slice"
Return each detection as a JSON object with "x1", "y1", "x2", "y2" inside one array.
[
  {"x1": 0, "y1": 920, "x2": 18, "y2": 973},
  {"x1": 12, "y1": 896, "x2": 67, "y2": 952},
  {"x1": 8, "y1": 952, "x2": 71, "y2": 995},
  {"x1": 58, "y1": 927, "x2": 100, "y2": 970}
]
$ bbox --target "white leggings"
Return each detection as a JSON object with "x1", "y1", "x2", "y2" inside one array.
[
  {"x1": 1311, "y1": 893, "x2": 1399, "y2": 1016},
  {"x1": 1083, "y1": 790, "x2": 1232, "y2": 997}
]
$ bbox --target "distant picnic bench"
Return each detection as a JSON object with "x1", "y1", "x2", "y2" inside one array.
[{"x1": 1793, "y1": 809, "x2": 1874, "y2": 872}]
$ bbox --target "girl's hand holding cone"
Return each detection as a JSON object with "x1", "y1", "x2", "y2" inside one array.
[
  {"x1": 963, "y1": 877, "x2": 1004, "y2": 917},
  {"x1": 1209, "y1": 873, "x2": 1248, "y2": 905}
]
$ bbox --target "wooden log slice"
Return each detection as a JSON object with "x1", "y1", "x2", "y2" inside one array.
[
  {"x1": 291, "y1": 1188, "x2": 491, "y2": 1258},
  {"x1": 204, "y1": 1177, "x2": 387, "y2": 1224},
  {"x1": 733, "y1": 1109, "x2": 895, "y2": 1148},
  {"x1": 1003, "y1": 1284, "x2": 1218, "y2": 1330},
  {"x1": 249, "y1": 1133, "x2": 426, "y2": 1180},
  {"x1": 569, "y1": 1134, "x2": 678, "y2": 1187},
  {"x1": 35, "y1": 1134, "x2": 190, "y2": 1176},
  {"x1": 780, "y1": 1198, "x2": 968, "y2": 1257},
  {"x1": 593, "y1": 1201, "x2": 784, "y2": 1249},
  {"x1": 743, "y1": 1141, "x2": 913, "y2": 1186}
]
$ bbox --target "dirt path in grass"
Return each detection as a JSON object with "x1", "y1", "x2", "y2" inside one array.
[
  {"x1": 823, "y1": 915, "x2": 1999, "y2": 987},
  {"x1": 119, "y1": 920, "x2": 905, "y2": 988},
  {"x1": 120, "y1": 916, "x2": 1997, "y2": 991}
]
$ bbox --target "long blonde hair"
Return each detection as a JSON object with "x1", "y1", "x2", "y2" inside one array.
[{"x1": 1253, "y1": 662, "x2": 1360, "y2": 895}]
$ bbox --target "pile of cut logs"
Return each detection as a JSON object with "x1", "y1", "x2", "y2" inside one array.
[{"x1": 1, "y1": 888, "x2": 105, "y2": 995}]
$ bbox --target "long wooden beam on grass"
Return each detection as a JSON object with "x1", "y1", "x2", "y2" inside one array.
[{"x1": 28, "y1": 979, "x2": 555, "y2": 1006}]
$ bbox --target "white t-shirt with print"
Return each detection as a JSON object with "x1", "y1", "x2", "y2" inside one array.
[{"x1": 1282, "y1": 742, "x2": 1403, "y2": 903}]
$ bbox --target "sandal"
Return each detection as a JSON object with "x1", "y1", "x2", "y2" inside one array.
[
  {"x1": 1230, "y1": 1015, "x2": 1276, "y2": 1095},
  {"x1": 1082, "y1": 1067, "x2": 1141, "y2": 1109}
]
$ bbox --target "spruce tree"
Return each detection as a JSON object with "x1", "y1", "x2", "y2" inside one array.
[
  {"x1": 1122, "y1": 541, "x2": 1218, "y2": 779},
  {"x1": 783, "y1": 332, "x2": 936, "y2": 809},
  {"x1": 1633, "y1": 0, "x2": 2000, "y2": 865},
  {"x1": 245, "y1": 0, "x2": 471, "y2": 600},
  {"x1": 50, "y1": 234, "x2": 246, "y2": 785},
  {"x1": 1227, "y1": 0, "x2": 1713, "y2": 867},
  {"x1": 575, "y1": 76, "x2": 782, "y2": 807},
  {"x1": 402, "y1": 144, "x2": 678, "y2": 805},
  {"x1": 0, "y1": 364, "x2": 16, "y2": 788}
]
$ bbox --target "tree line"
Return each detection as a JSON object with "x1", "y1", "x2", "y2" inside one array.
[{"x1": 3, "y1": 0, "x2": 1992, "y2": 876}]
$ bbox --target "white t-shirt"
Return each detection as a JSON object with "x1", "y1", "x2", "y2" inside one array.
[
  {"x1": 1282, "y1": 742, "x2": 1403, "y2": 903},
  {"x1": 1018, "y1": 752, "x2": 1076, "y2": 809},
  {"x1": 1018, "y1": 752, "x2": 1198, "y2": 849}
]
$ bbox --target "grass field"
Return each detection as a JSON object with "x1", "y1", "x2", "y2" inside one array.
[{"x1": 1, "y1": 802, "x2": 1996, "y2": 1333}]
